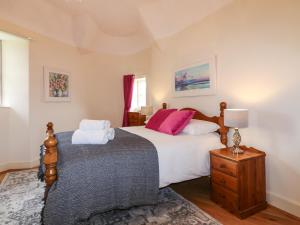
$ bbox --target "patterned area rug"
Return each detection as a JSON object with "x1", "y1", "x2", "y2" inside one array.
[{"x1": 0, "y1": 170, "x2": 221, "y2": 225}]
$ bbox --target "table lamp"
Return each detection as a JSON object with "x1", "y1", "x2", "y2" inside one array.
[
  {"x1": 140, "y1": 106, "x2": 153, "y2": 119},
  {"x1": 224, "y1": 109, "x2": 248, "y2": 154}
]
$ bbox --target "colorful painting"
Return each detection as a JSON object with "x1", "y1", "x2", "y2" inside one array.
[
  {"x1": 44, "y1": 67, "x2": 71, "y2": 102},
  {"x1": 49, "y1": 73, "x2": 69, "y2": 97},
  {"x1": 173, "y1": 57, "x2": 216, "y2": 97},
  {"x1": 175, "y1": 63, "x2": 210, "y2": 91}
]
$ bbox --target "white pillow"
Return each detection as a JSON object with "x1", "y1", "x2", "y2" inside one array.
[
  {"x1": 182, "y1": 119, "x2": 220, "y2": 135},
  {"x1": 144, "y1": 118, "x2": 150, "y2": 124}
]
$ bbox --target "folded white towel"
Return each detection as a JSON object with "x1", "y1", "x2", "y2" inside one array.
[
  {"x1": 72, "y1": 129, "x2": 111, "y2": 145},
  {"x1": 106, "y1": 128, "x2": 115, "y2": 140},
  {"x1": 79, "y1": 119, "x2": 111, "y2": 131}
]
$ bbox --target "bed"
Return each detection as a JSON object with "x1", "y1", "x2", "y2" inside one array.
[{"x1": 42, "y1": 102, "x2": 229, "y2": 225}]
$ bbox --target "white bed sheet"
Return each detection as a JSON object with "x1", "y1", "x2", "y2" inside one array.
[{"x1": 121, "y1": 126, "x2": 225, "y2": 188}]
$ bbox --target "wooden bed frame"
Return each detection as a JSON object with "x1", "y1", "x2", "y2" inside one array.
[{"x1": 43, "y1": 101, "x2": 228, "y2": 198}]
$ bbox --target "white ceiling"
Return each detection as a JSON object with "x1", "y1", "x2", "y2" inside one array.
[{"x1": 0, "y1": 0, "x2": 232, "y2": 55}]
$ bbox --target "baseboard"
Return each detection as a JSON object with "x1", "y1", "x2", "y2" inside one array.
[
  {"x1": 0, "y1": 158, "x2": 40, "y2": 173},
  {"x1": 267, "y1": 191, "x2": 300, "y2": 217}
]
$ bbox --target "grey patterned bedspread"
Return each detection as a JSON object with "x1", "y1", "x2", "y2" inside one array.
[{"x1": 43, "y1": 128, "x2": 159, "y2": 225}]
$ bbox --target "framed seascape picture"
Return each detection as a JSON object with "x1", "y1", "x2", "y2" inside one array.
[
  {"x1": 173, "y1": 56, "x2": 216, "y2": 97},
  {"x1": 44, "y1": 67, "x2": 71, "y2": 102}
]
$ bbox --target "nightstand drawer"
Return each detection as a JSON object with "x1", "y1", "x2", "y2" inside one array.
[
  {"x1": 211, "y1": 169, "x2": 238, "y2": 192},
  {"x1": 128, "y1": 118, "x2": 139, "y2": 124},
  {"x1": 127, "y1": 112, "x2": 146, "y2": 126},
  {"x1": 212, "y1": 183, "x2": 238, "y2": 213},
  {"x1": 211, "y1": 155, "x2": 237, "y2": 177}
]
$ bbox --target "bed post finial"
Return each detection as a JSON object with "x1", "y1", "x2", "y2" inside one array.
[
  {"x1": 219, "y1": 102, "x2": 229, "y2": 147},
  {"x1": 47, "y1": 122, "x2": 54, "y2": 134},
  {"x1": 220, "y1": 102, "x2": 226, "y2": 117},
  {"x1": 44, "y1": 122, "x2": 58, "y2": 199},
  {"x1": 162, "y1": 103, "x2": 167, "y2": 109}
]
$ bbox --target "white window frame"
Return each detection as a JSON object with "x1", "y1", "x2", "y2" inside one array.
[
  {"x1": 131, "y1": 76, "x2": 147, "y2": 112},
  {"x1": 136, "y1": 77, "x2": 146, "y2": 109}
]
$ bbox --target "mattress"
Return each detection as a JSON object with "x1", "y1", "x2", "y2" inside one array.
[{"x1": 121, "y1": 126, "x2": 225, "y2": 188}]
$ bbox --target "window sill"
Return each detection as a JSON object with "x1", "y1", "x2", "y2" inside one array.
[{"x1": 0, "y1": 105, "x2": 10, "y2": 108}]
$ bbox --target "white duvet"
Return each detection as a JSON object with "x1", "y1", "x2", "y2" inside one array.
[{"x1": 121, "y1": 126, "x2": 225, "y2": 188}]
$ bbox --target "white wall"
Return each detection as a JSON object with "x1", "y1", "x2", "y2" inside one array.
[
  {"x1": 0, "y1": 107, "x2": 10, "y2": 170},
  {"x1": 0, "y1": 35, "x2": 30, "y2": 169},
  {"x1": 149, "y1": 0, "x2": 300, "y2": 216}
]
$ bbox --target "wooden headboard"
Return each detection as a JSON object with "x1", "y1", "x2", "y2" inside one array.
[{"x1": 162, "y1": 102, "x2": 229, "y2": 146}]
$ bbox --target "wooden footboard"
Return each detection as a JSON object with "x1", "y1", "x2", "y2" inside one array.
[{"x1": 44, "y1": 122, "x2": 58, "y2": 199}]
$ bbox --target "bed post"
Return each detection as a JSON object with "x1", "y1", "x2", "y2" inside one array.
[
  {"x1": 44, "y1": 122, "x2": 58, "y2": 199},
  {"x1": 162, "y1": 103, "x2": 167, "y2": 109},
  {"x1": 219, "y1": 102, "x2": 229, "y2": 147}
]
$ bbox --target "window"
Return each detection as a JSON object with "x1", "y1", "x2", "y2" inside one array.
[
  {"x1": 0, "y1": 40, "x2": 2, "y2": 105},
  {"x1": 131, "y1": 77, "x2": 146, "y2": 112}
]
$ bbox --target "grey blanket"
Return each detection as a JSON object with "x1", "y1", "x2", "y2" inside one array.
[{"x1": 43, "y1": 128, "x2": 159, "y2": 225}]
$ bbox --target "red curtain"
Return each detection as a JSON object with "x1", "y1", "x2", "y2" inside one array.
[{"x1": 122, "y1": 74, "x2": 135, "y2": 127}]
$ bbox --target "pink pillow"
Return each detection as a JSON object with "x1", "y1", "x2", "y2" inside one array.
[
  {"x1": 145, "y1": 109, "x2": 177, "y2": 131},
  {"x1": 158, "y1": 110, "x2": 195, "y2": 135}
]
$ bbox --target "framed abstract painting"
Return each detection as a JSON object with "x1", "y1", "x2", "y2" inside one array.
[
  {"x1": 44, "y1": 67, "x2": 71, "y2": 102},
  {"x1": 173, "y1": 56, "x2": 216, "y2": 97}
]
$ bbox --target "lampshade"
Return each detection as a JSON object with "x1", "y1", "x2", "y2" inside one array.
[
  {"x1": 224, "y1": 109, "x2": 248, "y2": 128},
  {"x1": 140, "y1": 106, "x2": 153, "y2": 116}
]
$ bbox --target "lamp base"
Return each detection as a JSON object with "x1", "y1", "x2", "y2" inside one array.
[
  {"x1": 231, "y1": 128, "x2": 244, "y2": 154},
  {"x1": 231, "y1": 146, "x2": 244, "y2": 154}
]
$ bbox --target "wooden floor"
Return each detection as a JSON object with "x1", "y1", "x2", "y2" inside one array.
[{"x1": 1, "y1": 170, "x2": 299, "y2": 225}]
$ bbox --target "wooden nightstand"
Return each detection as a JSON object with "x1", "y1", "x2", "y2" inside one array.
[
  {"x1": 128, "y1": 112, "x2": 146, "y2": 126},
  {"x1": 210, "y1": 146, "x2": 267, "y2": 219}
]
